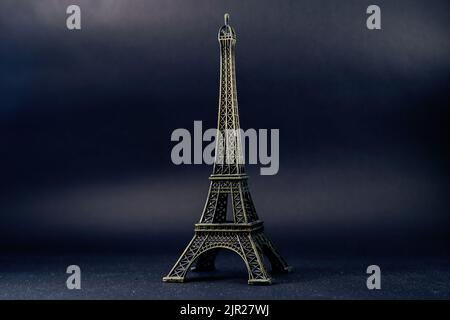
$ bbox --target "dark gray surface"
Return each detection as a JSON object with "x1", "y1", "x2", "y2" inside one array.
[{"x1": 0, "y1": 252, "x2": 449, "y2": 299}]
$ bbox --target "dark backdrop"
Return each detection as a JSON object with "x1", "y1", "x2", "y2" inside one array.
[{"x1": 1, "y1": 0, "x2": 449, "y2": 256}]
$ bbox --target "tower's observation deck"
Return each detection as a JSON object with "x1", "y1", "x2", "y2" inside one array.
[{"x1": 218, "y1": 13, "x2": 236, "y2": 39}]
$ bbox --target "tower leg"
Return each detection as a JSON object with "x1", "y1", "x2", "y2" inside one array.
[
  {"x1": 239, "y1": 235, "x2": 272, "y2": 285},
  {"x1": 163, "y1": 235, "x2": 207, "y2": 282},
  {"x1": 257, "y1": 234, "x2": 292, "y2": 273}
]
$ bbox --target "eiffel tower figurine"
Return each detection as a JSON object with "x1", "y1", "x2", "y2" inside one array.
[{"x1": 163, "y1": 13, "x2": 291, "y2": 285}]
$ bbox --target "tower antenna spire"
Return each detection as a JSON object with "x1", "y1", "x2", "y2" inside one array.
[{"x1": 224, "y1": 13, "x2": 230, "y2": 25}]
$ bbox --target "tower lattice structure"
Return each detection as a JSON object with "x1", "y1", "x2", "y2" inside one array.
[{"x1": 163, "y1": 14, "x2": 291, "y2": 285}]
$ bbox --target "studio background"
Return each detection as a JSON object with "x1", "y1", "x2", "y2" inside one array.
[{"x1": 1, "y1": 0, "x2": 449, "y2": 257}]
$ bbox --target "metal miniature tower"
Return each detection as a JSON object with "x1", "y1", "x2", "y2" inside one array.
[{"x1": 163, "y1": 14, "x2": 291, "y2": 285}]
